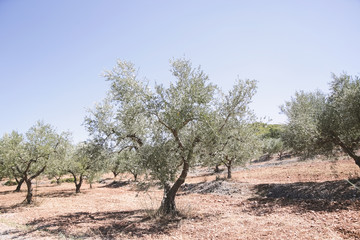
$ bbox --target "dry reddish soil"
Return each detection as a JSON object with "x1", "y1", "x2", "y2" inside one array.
[{"x1": 1, "y1": 157, "x2": 360, "y2": 239}]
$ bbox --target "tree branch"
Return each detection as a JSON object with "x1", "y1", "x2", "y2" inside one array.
[
  {"x1": 126, "y1": 134, "x2": 144, "y2": 147},
  {"x1": 29, "y1": 165, "x2": 46, "y2": 181}
]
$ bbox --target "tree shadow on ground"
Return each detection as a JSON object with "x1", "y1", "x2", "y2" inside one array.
[
  {"x1": 0, "y1": 202, "x2": 26, "y2": 213},
  {"x1": 180, "y1": 180, "x2": 243, "y2": 196},
  {"x1": 243, "y1": 179, "x2": 360, "y2": 215},
  {"x1": 36, "y1": 189, "x2": 78, "y2": 198},
  {"x1": 0, "y1": 190, "x2": 17, "y2": 195},
  {"x1": 101, "y1": 180, "x2": 131, "y2": 188},
  {"x1": 21, "y1": 210, "x2": 182, "y2": 239},
  {"x1": 254, "y1": 179, "x2": 360, "y2": 201}
]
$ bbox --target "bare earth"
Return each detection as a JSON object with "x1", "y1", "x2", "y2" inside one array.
[{"x1": 1, "y1": 157, "x2": 360, "y2": 239}]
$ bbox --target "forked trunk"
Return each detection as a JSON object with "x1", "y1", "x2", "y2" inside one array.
[
  {"x1": 75, "y1": 183, "x2": 81, "y2": 193},
  {"x1": 75, "y1": 175, "x2": 83, "y2": 193},
  {"x1": 158, "y1": 161, "x2": 189, "y2": 215},
  {"x1": 226, "y1": 157, "x2": 233, "y2": 179},
  {"x1": 56, "y1": 177, "x2": 61, "y2": 185},
  {"x1": 14, "y1": 178, "x2": 24, "y2": 192},
  {"x1": 25, "y1": 179, "x2": 33, "y2": 204},
  {"x1": 112, "y1": 171, "x2": 119, "y2": 179},
  {"x1": 278, "y1": 151, "x2": 283, "y2": 160},
  {"x1": 69, "y1": 171, "x2": 83, "y2": 193}
]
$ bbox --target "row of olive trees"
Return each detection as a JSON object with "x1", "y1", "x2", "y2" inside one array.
[
  {"x1": 0, "y1": 122, "x2": 114, "y2": 202},
  {"x1": 84, "y1": 58, "x2": 261, "y2": 214},
  {"x1": 0, "y1": 121, "x2": 69, "y2": 203},
  {"x1": 0, "y1": 120, "x2": 157, "y2": 203},
  {"x1": 281, "y1": 73, "x2": 360, "y2": 165}
]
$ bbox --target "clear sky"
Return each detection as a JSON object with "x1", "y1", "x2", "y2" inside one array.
[{"x1": 1, "y1": 0, "x2": 359, "y2": 143}]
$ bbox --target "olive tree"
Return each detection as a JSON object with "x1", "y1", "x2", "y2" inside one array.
[
  {"x1": 262, "y1": 138, "x2": 285, "y2": 159},
  {"x1": 86, "y1": 58, "x2": 258, "y2": 215},
  {"x1": 85, "y1": 96, "x2": 147, "y2": 181},
  {"x1": 67, "y1": 141, "x2": 107, "y2": 193},
  {"x1": 281, "y1": 73, "x2": 360, "y2": 166},
  {"x1": 0, "y1": 121, "x2": 65, "y2": 203},
  {"x1": 280, "y1": 90, "x2": 326, "y2": 157},
  {"x1": 45, "y1": 133, "x2": 72, "y2": 185},
  {"x1": 108, "y1": 154, "x2": 122, "y2": 179},
  {"x1": 201, "y1": 79, "x2": 260, "y2": 179},
  {"x1": 317, "y1": 73, "x2": 360, "y2": 166},
  {"x1": 0, "y1": 141, "x2": 24, "y2": 192}
]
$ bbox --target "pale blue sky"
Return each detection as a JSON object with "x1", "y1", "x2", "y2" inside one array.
[{"x1": 1, "y1": 0, "x2": 359, "y2": 143}]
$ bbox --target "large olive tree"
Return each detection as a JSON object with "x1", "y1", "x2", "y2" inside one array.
[{"x1": 86, "y1": 58, "x2": 258, "y2": 214}]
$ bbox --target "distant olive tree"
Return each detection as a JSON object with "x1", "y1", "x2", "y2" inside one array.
[
  {"x1": 280, "y1": 90, "x2": 326, "y2": 157},
  {"x1": 45, "y1": 133, "x2": 72, "y2": 185},
  {"x1": 281, "y1": 73, "x2": 360, "y2": 166},
  {"x1": 67, "y1": 141, "x2": 107, "y2": 193},
  {"x1": 262, "y1": 138, "x2": 284, "y2": 159},
  {"x1": 107, "y1": 150, "x2": 143, "y2": 181},
  {"x1": 0, "y1": 121, "x2": 66, "y2": 203},
  {"x1": 201, "y1": 79, "x2": 260, "y2": 179},
  {"x1": 85, "y1": 58, "x2": 259, "y2": 215},
  {"x1": 108, "y1": 154, "x2": 122, "y2": 179},
  {"x1": 0, "y1": 144, "x2": 25, "y2": 192},
  {"x1": 317, "y1": 73, "x2": 360, "y2": 166}
]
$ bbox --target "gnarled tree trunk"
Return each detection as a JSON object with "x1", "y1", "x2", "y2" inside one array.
[
  {"x1": 23, "y1": 166, "x2": 46, "y2": 204},
  {"x1": 69, "y1": 171, "x2": 83, "y2": 193},
  {"x1": 25, "y1": 179, "x2": 33, "y2": 204},
  {"x1": 158, "y1": 161, "x2": 189, "y2": 215},
  {"x1": 227, "y1": 164, "x2": 232, "y2": 179},
  {"x1": 14, "y1": 178, "x2": 24, "y2": 192},
  {"x1": 223, "y1": 157, "x2": 233, "y2": 179},
  {"x1": 75, "y1": 175, "x2": 83, "y2": 193},
  {"x1": 334, "y1": 136, "x2": 360, "y2": 168},
  {"x1": 76, "y1": 181, "x2": 82, "y2": 193}
]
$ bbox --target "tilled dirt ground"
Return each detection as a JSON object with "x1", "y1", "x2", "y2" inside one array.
[{"x1": 1, "y1": 157, "x2": 360, "y2": 239}]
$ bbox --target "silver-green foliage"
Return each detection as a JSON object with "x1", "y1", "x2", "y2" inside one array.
[
  {"x1": 45, "y1": 132, "x2": 73, "y2": 184},
  {"x1": 85, "y1": 58, "x2": 259, "y2": 213},
  {"x1": 317, "y1": 73, "x2": 360, "y2": 165},
  {"x1": 0, "y1": 121, "x2": 66, "y2": 203},
  {"x1": 280, "y1": 90, "x2": 326, "y2": 157},
  {"x1": 281, "y1": 73, "x2": 360, "y2": 166},
  {"x1": 67, "y1": 141, "x2": 108, "y2": 193},
  {"x1": 262, "y1": 138, "x2": 284, "y2": 157},
  {"x1": 201, "y1": 79, "x2": 260, "y2": 178}
]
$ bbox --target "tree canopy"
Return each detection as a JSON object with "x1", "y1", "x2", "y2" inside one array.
[
  {"x1": 0, "y1": 121, "x2": 67, "y2": 203},
  {"x1": 281, "y1": 73, "x2": 360, "y2": 166},
  {"x1": 85, "y1": 58, "x2": 258, "y2": 214}
]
